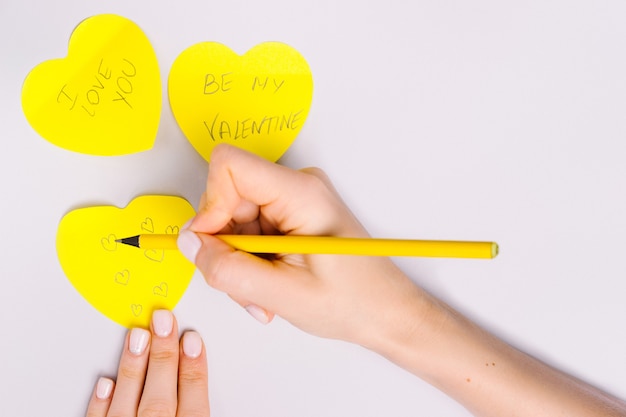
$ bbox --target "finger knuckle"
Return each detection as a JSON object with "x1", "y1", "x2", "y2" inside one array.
[
  {"x1": 118, "y1": 363, "x2": 144, "y2": 381},
  {"x1": 177, "y1": 408, "x2": 210, "y2": 417},
  {"x1": 211, "y1": 142, "x2": 237, "y2": 164},
  {"x1": 149, "y1": 346, "x2": 178, "y2": 363},
  {"x1": 138, "y1": 400, "x2": 176, "y2": 417},
  {"x1": 301, "y1": 166, "x2": 328, "y2": 181},
  {"x1": 302, "y1": 170, "x2": 336, "y2": 199},
  {"x1": 86, "y1": 409, "x2": 105, "y2": 417},
  {"x1": 178, "y1": 366, "x2": 207, "y2": 386}
]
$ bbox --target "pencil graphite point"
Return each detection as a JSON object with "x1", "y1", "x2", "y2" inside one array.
[{"x1": 116, "y1": 235, "x2": 140, "y2": 248}]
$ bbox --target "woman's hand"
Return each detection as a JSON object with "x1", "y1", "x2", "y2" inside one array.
[
  {"x1": 177, "y1": 144, "x2": 438, "y2": 350},
  {"x1": 85, "y1": 310, "x2": 210, "y2": 417}
]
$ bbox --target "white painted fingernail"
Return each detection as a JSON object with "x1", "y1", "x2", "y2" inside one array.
[
  {"x1": 182, "y1": 331, "x2": 203, "y2": 359},
  {"x1": 245, "y1": 305, "x2": 270, "y2": 325},
  {"x1": 177, "y1": 230, "x2": 202, "y2": 263},
  {"x1": 129, "y1": 328, "x2": 150, "y2": 355},
  {"x1": 96, "y1": 377, "x2": 114, "y2": 399},
  {"x1": 152, "y1": 310, "x2": 174, "y2": 338}
]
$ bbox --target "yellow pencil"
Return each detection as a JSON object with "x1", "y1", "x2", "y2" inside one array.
[{"x1": 116, "y1": 234, "x2": 499, "y2": 259}]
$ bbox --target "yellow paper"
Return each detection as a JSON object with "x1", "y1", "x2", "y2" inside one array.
[
  {"x1": 21, "y1": 14, "x2": 161, "y2": 156},
  {"x1": 168, "y1": 42, "x2": 313, "y2": 162},
  {"x1": 56, "y1": 196, "x2": 196, "y2": 328}
]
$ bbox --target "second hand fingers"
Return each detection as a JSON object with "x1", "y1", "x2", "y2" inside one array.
[
  {"x1": 138, "y1": 310, "x2": 180, "y2": 416},
  {"x1": 177, "y1": 331, "x2": 211, "y2": 417},
  {"x1": 106, "y1": 328, "x2": 151, "y2": 416},
  {"x1": 85, "y1": 377, "x2": 114, "y2": 417}
]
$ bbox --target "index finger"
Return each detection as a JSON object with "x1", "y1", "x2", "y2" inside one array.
[{"x1": 190, "y1": 144, "x2": 362, "y2": 238}]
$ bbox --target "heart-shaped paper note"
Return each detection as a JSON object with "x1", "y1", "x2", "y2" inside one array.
[
  {"x1": 22, "y1": 14, "x2": 161, "y2": 155},
  {"x1": 56, "y1": 196, "x2": 196, "y2": 328},
  {"x1": 168, "y1": 42, "x2": 313, "y2": 162}
]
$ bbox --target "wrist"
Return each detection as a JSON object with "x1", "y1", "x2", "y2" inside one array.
[{"x1": 357, "y1": 266, "x2": 453, "y2": 373}]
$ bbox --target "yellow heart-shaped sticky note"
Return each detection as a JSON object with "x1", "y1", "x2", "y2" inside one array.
[
  {"x1": 22, "y1": 14, "x2": 161, "y2": 155},
  {"x1": 56, "y1": 196, "x2": 196, "y2": 328},
  {"x1": 168, "y1": 42, "x2": 313, "y2": 162}
]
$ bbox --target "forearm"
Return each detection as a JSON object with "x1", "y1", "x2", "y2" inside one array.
[
  {"x1": 368, "y1": 284, "x2": 626, "y2": 416},
  {"x1": 188, "y1": 145, "x2": 624, "y2": 415}
]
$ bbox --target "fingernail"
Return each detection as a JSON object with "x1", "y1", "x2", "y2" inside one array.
[
  {"x1": 96, "y1": 377, "x2": 114, "y2": 399},
  {"x1": 245, "y1": 304, "x2": 270, "y2": 325},
  {"x1": 152, "y1": 310, "x2": 174, "y2": 337},
  {"x1": 182, "y1": 331, "x2": 203, "y2": 359},
  {"x1": 177, "y1": 230, "x2": 202, "y2": 263},
  {"x1": 128, "y1": 328, "x2": 150, "y2": 355}
]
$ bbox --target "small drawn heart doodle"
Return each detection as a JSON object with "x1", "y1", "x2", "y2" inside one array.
[
  {"x1": 114, "y1": 269, "x2": 130, "y2": 285},
  {"x1": 165, "y1": 225, "x2": 179, "y2": 235},
  {"x1": 144, "y1": 249, "x2": 164, "y2": 262},
  {"x1": 101, "y1": 234, "x2": 118, "y2": 251},
  {"x1": 153, "y1": 282, "x2": 168, "y2": 297},
  {"x1": 130, "y1": 304, "x2": 143, "y2": 317},
  {"x1": 141, "y1": 217, "x2": 154, "y2": 233}
]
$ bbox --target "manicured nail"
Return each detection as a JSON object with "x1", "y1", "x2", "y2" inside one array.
[
  {"x1": 245, "y1": 304, "x2": 270, "y2": 325},
  {"x1": 152, "y1": 310, "x2": 174, "y2": 337},
  {"x1": 128, "y1": 328, "x2": 150, "y2": 355},
  {"x1": 177, "y1": 230, "x2": 202, "y2": 263},
  {"x1": 96, "y1": 377, "x2": 114, "y2": 399},
  {"x1": 182, "y1": 331, "x2": 203, "y2": 359}
]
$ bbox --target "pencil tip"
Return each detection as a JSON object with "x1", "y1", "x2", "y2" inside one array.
[{"x1": 117, "y1": 235, "x2": 140, "y2": 248}]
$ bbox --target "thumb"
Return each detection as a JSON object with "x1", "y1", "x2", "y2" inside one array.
[{"x1": 178, "y1": 230, "x2": 289, "y2": 323}]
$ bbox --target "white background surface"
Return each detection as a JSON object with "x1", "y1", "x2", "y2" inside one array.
[{"x1": 1, "y1": 1, "x2": 625, "y2": 415}]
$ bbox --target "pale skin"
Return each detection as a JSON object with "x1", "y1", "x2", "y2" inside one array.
[{"x1": 87, "y1": 144, "x2": 626, "y2": 417}]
